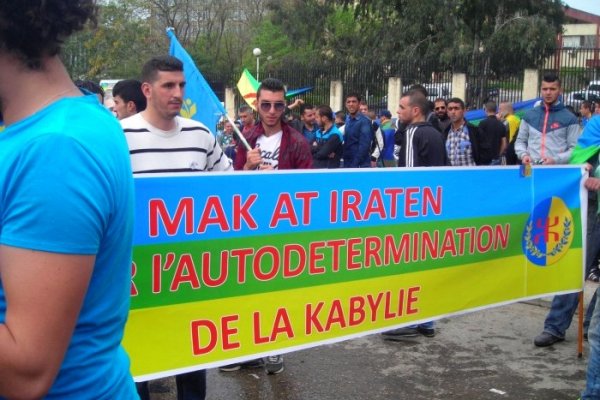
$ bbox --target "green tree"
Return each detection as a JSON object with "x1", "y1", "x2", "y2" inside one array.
[
  {"x1": 330, "y1": 0, "x2": 564, "y2": 69},
  {"x1": 63, "y1": 1, "x2": 164, "y2": 80},
  {"x1": 240, "y1": 20, "x2": 295, "y2": 74}
]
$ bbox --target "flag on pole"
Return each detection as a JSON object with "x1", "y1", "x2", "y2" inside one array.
[
  {"x1": 167, "y1": 28, "x2": 225, "y2": 131},
  {"x1": 237, "y1": 68, "x2": 314, "y2": 110},
  {"x1": 571, "y1": 116, "x2": 600, "y2": 164},
  {"x1": 465, "y1": 98, "x2": 539, "y2": 126},
  {"x1": 237, "y1": 68, "x2": 260, "y2": 110},
  {"x1": 286, "y1": 87, "x2": 313, "y2": 98}
]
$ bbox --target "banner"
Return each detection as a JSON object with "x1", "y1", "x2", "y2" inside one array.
[{"x1": 123, "y1": 166, "x2": 586, "y2": 381}]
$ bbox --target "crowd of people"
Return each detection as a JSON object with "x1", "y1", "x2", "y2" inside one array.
[
  {"x1": 48, "y1": 67, "x2": 600, "y2": 398},
  {"x1": 4, "y1": 1, "x2": 600, "y2": 399}
]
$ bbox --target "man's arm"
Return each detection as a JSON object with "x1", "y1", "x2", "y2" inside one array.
[
  {"x1": 357, "y1": 119, "x2": 373, "y2": 166},
  {"x1": 370, "y1": 127, "x2": 384, "y2": 166},
  {"x1": 291, "y1": 138, "x2": 313, "y2": 169},
  {"x1": 314, "y1": 135, "x2": 342, "y2": 160},
  {"x1": 499, "y1": 125, "x2": 508, "y2": 156},
  {"x1": 0, "y1": 246, "x2": 94, "y2": 399},
  {"x1": 563, "y1": 123, "x2": 583, "y2": 162},
  {"x1": 514, "y1": 119, "x2": 531, "y2": 163}
]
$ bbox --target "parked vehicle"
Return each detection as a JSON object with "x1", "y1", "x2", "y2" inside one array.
[{"x1": 563, "y1": 90, "x2": 600, "y2": 109}]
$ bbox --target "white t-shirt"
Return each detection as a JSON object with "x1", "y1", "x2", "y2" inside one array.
[{"x1": 256, "y1": 131, "x2": 282, "y2": 169}]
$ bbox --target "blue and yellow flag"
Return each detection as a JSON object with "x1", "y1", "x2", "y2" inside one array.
[{"x1": 167, "y1": 28, "x2": 225, "y2": 131}]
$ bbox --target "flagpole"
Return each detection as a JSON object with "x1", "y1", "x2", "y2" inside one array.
[{"x1": 225, "y1": 114, "x2": 252, "y2": 151}]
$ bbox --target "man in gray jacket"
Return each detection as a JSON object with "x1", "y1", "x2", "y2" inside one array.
[
  {"x1": 515, "y1": 73, "x2": 580, "y2": 165},
  {"x1": 515, "y1": 73, "x2": 583, "y2": 348}
]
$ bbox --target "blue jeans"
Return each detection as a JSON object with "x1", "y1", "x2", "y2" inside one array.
[
  {"x1": 409, "y1": 321, "x2": 435, "y2": 329},
  {"x1": 543, "y1": 206, "x2": 600, "y2": 338},
  {"x1": 582, "y1": 287, "x2": 600, "y2": 399},
  {"x1": 136, "y1": 370, "x2": 206, "y2": 400},
  {"x1": 544, "y1": 292, "x2": 596, "y2": 338}
]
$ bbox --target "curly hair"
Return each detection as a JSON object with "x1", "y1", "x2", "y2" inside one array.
[{"x1": 0, "y1": 1, "x2": 97, "y2": 69}]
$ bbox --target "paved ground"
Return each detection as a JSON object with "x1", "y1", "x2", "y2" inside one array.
[{"x1": 145, "y1": 283, "x2": 597, "y2": 400}]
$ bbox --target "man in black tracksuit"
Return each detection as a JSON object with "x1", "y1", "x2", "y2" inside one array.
[
  {"x1": 383, "y1": 90, "x2": 447, "y2": 341},
  {"x1": 395, "y1": 91, "x2": 448, "y2": 167}
]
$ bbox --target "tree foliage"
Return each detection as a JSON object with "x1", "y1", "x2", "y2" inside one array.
[
  {"x1": 327, "y1": 0, "x2": 565, "y2": 73},
  {"x1": 62, "y1": 0, "x2": 566, "y2": 85}
]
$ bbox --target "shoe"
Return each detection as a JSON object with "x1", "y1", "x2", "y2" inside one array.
[
  {"x1": 382, "y1": 327, "x2": 420, "y2": 339},
  {"x1": 534, "y1": 332, "x2": 564, "y2": 347},
  {"x1": 417, "y1": 326, "x2": 436, "y2": 337},
  {"x1": 588, "y1": 269, "x2": 600, "y2": 282},
  {"x1": 219, "y1": 358, "x2": 264, "y2": 372},
  {"x1": 219, "y1": 363, "x2": 241, "y2": 372},
  {"x1": 265, "y1": 355, "x2": 284, "y2": 375}
]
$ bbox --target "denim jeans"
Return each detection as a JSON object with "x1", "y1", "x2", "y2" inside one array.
[
  {"x1": 582, "y1": 287, "x2": 600, "y2": 399},
  {"x1": 544, "y1": 291, "x2": 596, "y2": 338},
  {"x1": 543, "y1": 206, "x2": 600, "y2": 338},
  {"x1": 136, "y1": 370, "x2": 206, "y2": 400},
  {"x1": 409, "y1": 321, "x2": 435, "y2": 329}
]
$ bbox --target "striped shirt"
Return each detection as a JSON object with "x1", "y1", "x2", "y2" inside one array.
[{"x1": 121, "y1": 113, "x2": 232, "y2": 174}]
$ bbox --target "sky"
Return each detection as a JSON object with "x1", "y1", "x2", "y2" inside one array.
[{"x1": 563, "y1": 0, "x2": 600, "y2": 15}]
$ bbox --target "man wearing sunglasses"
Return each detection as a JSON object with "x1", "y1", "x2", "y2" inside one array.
[
  {"x1": 434, "y1": 98, "x2": 451, "y2": 132},
  {"x1": 234, "y1": 78, "x2": 312, "y2": 171},
  {"x1": 232, "y1": 78, "x2": 311, "y2": 374}
]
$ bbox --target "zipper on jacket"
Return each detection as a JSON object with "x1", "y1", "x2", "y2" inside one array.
[{"x1": 541, "y1": 104, "x2": 550, "y2": 159}]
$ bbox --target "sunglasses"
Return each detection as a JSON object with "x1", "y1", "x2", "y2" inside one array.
[{"x1": 259, "y1": 101, "x2": 286, "y2": 112}]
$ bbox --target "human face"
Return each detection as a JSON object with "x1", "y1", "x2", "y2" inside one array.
[
  {"x1": 257, "y1": 89, "x2": 285, "y2": 132},
  {"x1": 345, "y1": 96, "x2": 360, "y2": 116},
  {"x1": 498, "y1": 103, "x2": 509, "y2": 118},
  {"x1": 143, "y1": 70, "x2": 185, "y2": 120},
  {"x1": 447, "y1": 102, "x2": 465, "y2": 124},
  {"x1": 580, "y1": 104, "x2": 591, "y2": 117},
  {"x1": 113, "y1": 95, "x2": 133, "y2": 120},
  {"x1": 239, "y1": 111, "x2": 254, "y2": 127},
  {"x1": 223, "y1": 121, "x2": 234, "y2": 134},
  {"x1": 315, "y1": 111, "x2": 327, "y2": 129},
  {"x1": 434, "y1": 101, "x2": 447, "y2": 118},
  {"x1": 540, "y1": 80, "x2": 561, "y2": 106},
  {"x1": 359, "y1": 104, "x2": 369, "y2": 115},
  {"x1": 301, "y1": 108, "x2": 316, "y2": 127},
  {"x1": 396, "y1": 96, "x2": 413, "y2": 124}
]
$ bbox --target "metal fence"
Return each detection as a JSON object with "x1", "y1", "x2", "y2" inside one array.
[
  {"x1": 62, "y1": 45, "x2": 600, "y2": 113},
  {"x1": 206, "y1": 48, "x2": 600, "y2": 114}
]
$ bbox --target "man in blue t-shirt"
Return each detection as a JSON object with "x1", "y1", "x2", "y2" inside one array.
[{"x1": 0, "y1": 2, "x2": 137, "y2": 399}]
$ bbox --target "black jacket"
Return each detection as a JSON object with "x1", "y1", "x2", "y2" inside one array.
[
  {"x1": 442, "y1": 122, "x2": 482, "y2": 165},
  {"x1": 397, "y1": 121, "x2": 448, "y2": 167},
  {"x1": 312, "y1": 134, "x2": 342, "y2": 168}
]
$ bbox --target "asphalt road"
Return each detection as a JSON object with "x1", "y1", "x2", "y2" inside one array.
[{"x1": 145, "y1": 284, "x2": 596, "y2": 400}]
